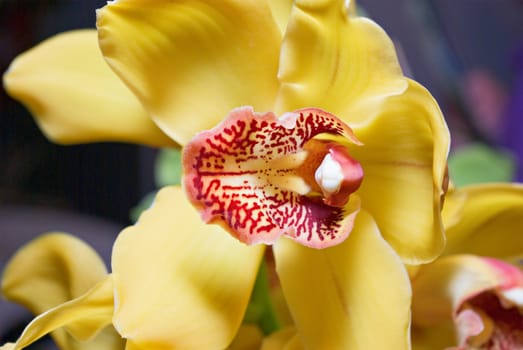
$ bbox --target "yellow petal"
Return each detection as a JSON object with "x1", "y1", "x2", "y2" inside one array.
[
  {"x1": 267, "y1": 0, "x2": 293, "y2": 35},
  {"x1": 443, "y1": 183, "x2": 523, "y2": 258},
  {"x1": 97, "y1": 0, "x2": 281, "y2": 145},
  {"x1": 2, "y1": 232, "x2": 108, "y2": 319},
  {"x1": 260, "y1": 327, "x2": 300, "y2": 350},
  {"x1": 275, "y1": 0, "x2": 408, "y2": 118},
  {"x1": 1, "y1": 233, "x2": 122, "y2": 350},
  {"x1": 111, "y1": 186, "x2": 265, "y2": 349},
  {"x1": 123, "y1": 341, "x2": 144, "y2": 350},
  {"x1": 3, "y1": 30, "x2": 174, "y2": 147},
  {"x1": 441, "y1": 185, "x2": 467, "y2": 231},
  {"x1": 350, "y1": 80, "x2": 449, "y2": 264},
  {"x1": 411, "y1": 322, "x2": 456, "y2": 350},
  {"x1": 273, "y1": 211, "x2": 411, "y2": 350},
  {"x1": 9, "y1": 276, "x2": 116, "y2": 350},
  {"x1": 228, "y1": 324, "x2": 264, "y2": 350}
]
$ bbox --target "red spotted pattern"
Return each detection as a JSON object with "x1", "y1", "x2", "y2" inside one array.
[
  {"x1": 183, "y1": 106, "x2": 360, "y2": 248},
  {"x1": 458, "y1": 292, "x2": 523, "y2": 349}
]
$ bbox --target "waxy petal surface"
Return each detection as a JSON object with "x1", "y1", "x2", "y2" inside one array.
[
  {"x1": 183, "y1": 107, "x2": 361, "y2": 248},
  {"x1": 2, "y1": 232, "x2": 107, "y2": 317},
  {"x1": 443, "y1": 183, "x2": 523, "y2": 258},
  {"x1": 97, "y1": 0, "x2": 281, "y2": 145},
  {"x1": 3, "y1": 30, "x2": 173, "y2": 147},
  {"x1": 267, "y1": 0, "x2": 293, "y2": 34},
  {"x1": 1, "y1": 233, "x2": 122, "y2": 350},
  {"x1": 111, "y1": 186, "x2": 264, "y2": 349},
  {"x1": 274, "y1": 211, "x2": 411, "y2": 350},
  {"x1": 6, "y1": 277, "x2": 117, "y2": 350},
  {"x1": 350, "y1": 80, "x2": 449, "y2": 264},
  {"x1": 275, "y1": 0, "x2": 408, "y2": 119},
  {"x1": 412, "y1": 256, "x2": 523, "y2": 327},
  {"x1": 261, "y1": 327, "x2": 300, "y2": 350},
  {"x1": 413, "y1": 256, "x2": 523, "y2": 349}
]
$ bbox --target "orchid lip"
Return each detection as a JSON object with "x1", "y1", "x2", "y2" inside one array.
[{"x1": 183, "y1": 106, "x2": 364, "y2": 249}]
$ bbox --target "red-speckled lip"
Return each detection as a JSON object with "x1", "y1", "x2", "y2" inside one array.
[{"x1": 182, "y1": 106, "x2": 362, "y2": 248}]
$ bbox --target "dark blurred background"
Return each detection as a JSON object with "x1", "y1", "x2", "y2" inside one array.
[
  {"x1": 0, "y1": 0, "x2": 156, "y2": 225},
  {"x1": 1, "y1": 0, "x2": 523, "y2": 347}
]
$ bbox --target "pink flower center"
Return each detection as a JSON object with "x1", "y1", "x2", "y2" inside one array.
[
  {"x1": 456, "y1": 291, "x2": 523, "y2": 349},
  {"x1": 182, "y1": 106, "x2": 364, "y2": 248}
]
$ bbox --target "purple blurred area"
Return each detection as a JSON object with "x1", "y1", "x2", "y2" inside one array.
[{"x1": 1, "y1": 0, "x2": 523, "y2": 347}]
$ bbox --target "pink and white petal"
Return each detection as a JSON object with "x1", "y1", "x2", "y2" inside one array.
[
  {"x1": 414, "y1": 258, "x2": 523, "y2": 349},
  {"x1": 111, "y1": 186, "x2": 264, "y2": 350},
  {"x1": 412, "y1": 255, "x2": 505, "y2": 327},
  {"x1": 275, "y1": 0, "x2": 408, "y2": 120},
  {"x1": 453, "y1": 308, "x2": 490, "y2": 348},
  {"x1": 350, "y1": 80, "x2": 450, "y2": 264},
  {"x1": 97, "y1": 0, "x2": 281, "y2": 145},
  {"x1": 183, "y1": 107, "x2": 361, "y2": 248},
  {"x1": 3, "y1": 30, "x2": 174, "y2": 147},
  {"x1": 274, "y1": 211, "x2": 411, "y2": 350}
]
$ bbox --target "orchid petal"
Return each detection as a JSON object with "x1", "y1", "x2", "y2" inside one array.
[
  {"x1": 443, "y1": 183, "x2": 523, "y2": 258},
  {"x1": 183, "y1": 107, "x2": 361, "y2": 248},
  {"x1": 441, "y1": 186, "x2": 467, "y2": 231},
  {"x1": 412, "y1": 256, "x2": 523, "y2": 349},
  {"x1": 351, "y1": 80, "x2": 449, "y2": 264},
  {"x1": 267, "y1": 0, "x2": 293, "y2": 34},
  {"x1": 97, "y1": 0, "x2": 281, "y2": 145},
  {"x1": 228, "y1": 324, "x2": 264, "y2": 350},
  {"x1": 411, "y1": 322, "x2": 456, "y2": 350},
  {"x1": 2, "y1": 233, "x2": 107, "y2": 334},
  {"x1": 274, "y1": 211, "x2": 411, "y2": 349},
  {"x1": 7, "y1": 276, "x2": 117, "y2": 350},
  {"x1": 260, "y1": 327, "x2": 301, "y2": 350},
  {"x1": 412, "y1": 255, "x2": 513, "y2": 327},
  {"x1": 122, "y1": 341, "x2": 141, "y2": 350},
  {"x1": 3, "y1": 30, "x2": 173, "y2": 147},
  {"x1": 111, "y1": 186, "x2": 264, "y2": 349},
  {"x1": 1, "y1": 233, "x2": 121, "y2": 349},
  {"x1": 275, "y1": 0, "x2": 408, "y2": 118}
]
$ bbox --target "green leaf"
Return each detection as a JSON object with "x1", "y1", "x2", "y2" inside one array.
[
  {"x1": 130, "y1": 191, "x2": 156, "y2": 222},
  {"x1": 448, "y1": 143, "x2": 516, "y2": 187},
  {"x1": 243, "y1": 261, "x2": 281, "y2": 335},
  {"x1": 155, "y1": 148, "x2": 182, "y2": 187}
]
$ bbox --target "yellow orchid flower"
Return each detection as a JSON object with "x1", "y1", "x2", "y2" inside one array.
[
  {"x1": 1, "y1": 233, "x2": 123, "y2": 350},
  {"x1": 411, "y1": 183, "x2": 523, "y2": 349},
  {"x1": 3, "y1": 0, "x2": 450, "y2": 349}
]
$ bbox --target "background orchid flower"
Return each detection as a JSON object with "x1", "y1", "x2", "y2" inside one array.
[
  {"x1": 411, "y1": 183, "x2": 523, "y2": 349},
  {"x1": 1, "y1": 233, "x2": 122, "y2": 350},
  {"x1": 3, "y1": 0, "x2": 450, "y2": 349}
]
